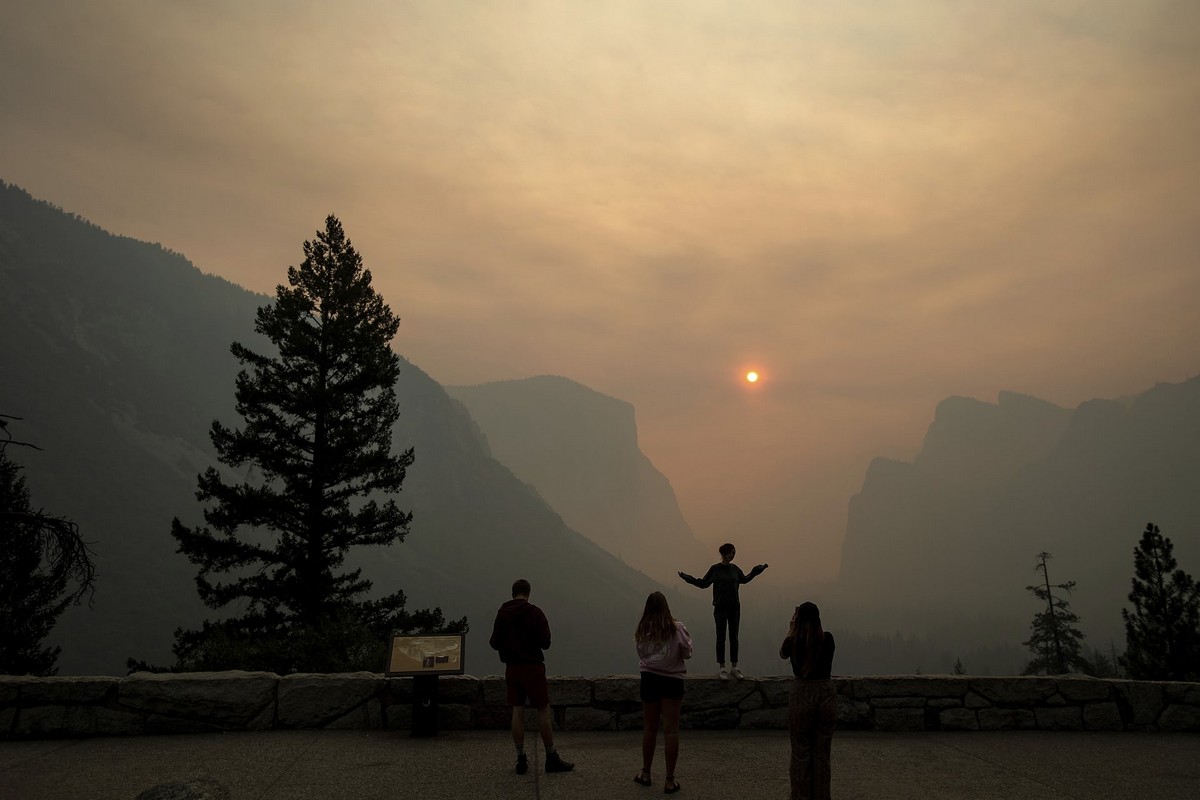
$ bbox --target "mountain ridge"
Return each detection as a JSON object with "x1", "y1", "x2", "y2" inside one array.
[
  {"x1": 837, "y1": 375, "x2": 1200, "y2": 658},
  {"x1": 1, "y1": 181, "x2": 705, "y2": 676}
]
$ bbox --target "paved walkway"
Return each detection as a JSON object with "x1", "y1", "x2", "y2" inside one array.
[{"x1": 2, "y1": 729, "x2": 1197, "y2": 799}]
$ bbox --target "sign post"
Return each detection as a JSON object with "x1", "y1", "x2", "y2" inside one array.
[{"x1": 385, "y1": 633, "x2": 466, "y2": 737}]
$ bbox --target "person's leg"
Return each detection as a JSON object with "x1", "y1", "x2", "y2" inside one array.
[
  {"x1": 728, "y1": 604, "x2": 742, "y2": 671},
  {"x1": 789, "y1": 681, "x2": 817, "y2": 800},
  {"x1": 532, "y1": 663, "x2": 574, "y2": 773},
  {"x1": 507, "y1": 664, "x2": 528, "y2": 772},
  {"x1": 541, "y1": 701, "x2": 575, "y2": 772},
  {"x1": 511, "y1": 704, "x2": 528, "y2": 774},
  {"x1": 713, "y1": 606, "x2": 728, "y2": 669},
  {"x1": 641, "y1": 700, "x2": 662, "y2": 775},
  {"x1": 529, "y1": 664, "x2": 556, "y2": 751},
  {"x1": 662, "y1": 696, "x2": 682, "y2": 785},
  {"x1": 511, "y1": 705, "x2": 525, "y2": 748},
  {"x1": 536, "y1": 704, "x2": 555, "y2": 748},
  {"x1": 814, "y1": 681, "x2": 837, "y2": 800}
]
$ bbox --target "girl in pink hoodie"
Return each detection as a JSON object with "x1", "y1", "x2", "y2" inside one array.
[{"x1": 634, "y1": 591, "x2": 693, "y2": 794}]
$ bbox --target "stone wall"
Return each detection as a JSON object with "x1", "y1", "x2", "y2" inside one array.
[{"x1": 2, "y1": 672, "x2": 1198, "y2": 739}]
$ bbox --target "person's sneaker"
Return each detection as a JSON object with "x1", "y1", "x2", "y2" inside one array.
[
  {"x1": 515, "y1": 753, "x2": 528, "y2": 775},
  {"x1": 545, "y1": 751, "x2": 575, "y2": 773},
  {"x1": 731, "y1": 667, "x2": 745, "y2": 680},
  {"x1": 718, "y1": 667, "x2": 730, "y2": 680}
]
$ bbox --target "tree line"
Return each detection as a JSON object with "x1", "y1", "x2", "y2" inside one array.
[{"x1": 1013, "y1": 525, "x2": 1200, "y2": 680}]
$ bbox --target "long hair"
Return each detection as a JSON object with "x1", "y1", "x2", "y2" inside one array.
[
  {"x1": 635, "y1": 591, "x2": 677, "y2": 643},
  {"x1": 791, "y1": 601, "x2": 825, "y2": 678}
]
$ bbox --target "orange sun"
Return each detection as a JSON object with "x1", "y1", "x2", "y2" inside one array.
[{"x1": 745, "y1": 371, "x2": 759, "y2": 383}]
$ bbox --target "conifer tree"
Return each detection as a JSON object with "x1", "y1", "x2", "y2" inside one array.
[
  {"x1": 1121, "y1": 523, "x2": 1200, "y2": 681},
  {"x1": 170, "y1": 216, "x2": 462, "y2": 672},
  {"x1": 0, "y1": 417, "x2": 95, "y2": 675},
  {"x1": 1022, "y1": 552, "x2": 1090, "y2": 675}
]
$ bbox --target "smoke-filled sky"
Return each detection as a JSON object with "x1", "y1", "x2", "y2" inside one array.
[{"x1": 4, "y1": 1, "x2": 1198, "y2": 580}]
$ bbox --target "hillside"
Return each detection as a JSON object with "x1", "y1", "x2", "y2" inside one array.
[{"x1": 0, "y1": 181, "x2": 707, "y2": 676}]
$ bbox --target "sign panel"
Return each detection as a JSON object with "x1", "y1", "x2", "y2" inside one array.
[{"x1": 386, "y1": 633, "x2": 466, "y2": 677}]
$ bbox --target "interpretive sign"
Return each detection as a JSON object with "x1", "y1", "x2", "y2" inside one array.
[{"x1": 386, "y1": 633, "x2": 466, "y2": 677}]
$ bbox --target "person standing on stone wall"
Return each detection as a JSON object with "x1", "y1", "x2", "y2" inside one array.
[
  {"x1": 678, "y1": 542, "x2": 767, "y2": 679},
  {"x1": 489, "y1": 578, "x2": 575, "y2": 775},
  {"x1": 780, "y1": 601, "x2": 837, "y2": 800}
]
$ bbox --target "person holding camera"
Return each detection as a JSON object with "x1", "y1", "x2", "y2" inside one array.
[{"x1": 779, "y1": 601, "x2": 836, "y2": 800}]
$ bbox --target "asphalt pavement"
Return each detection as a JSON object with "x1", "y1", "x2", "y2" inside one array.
[{"x1": 2, "y1": 728, "x2": 1197, "y2": 799}]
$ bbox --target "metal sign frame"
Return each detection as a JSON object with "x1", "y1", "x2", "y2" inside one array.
[{"x1": 385, "y1": 633, "x2": 467, "y2": 677}]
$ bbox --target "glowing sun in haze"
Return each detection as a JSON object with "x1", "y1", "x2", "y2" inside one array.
[{"x1": 745, "y1": 371, "x2": 759, "y2": 384}]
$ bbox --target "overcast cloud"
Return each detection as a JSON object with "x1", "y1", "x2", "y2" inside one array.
[{"x1": 3, "y1": 0, "x2": 1197, "y2": 579}]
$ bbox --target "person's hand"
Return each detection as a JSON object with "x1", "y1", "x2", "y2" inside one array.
[
  {"x1": 759, "y1": 563, "x2": 769, "y2": 570},
  {"x1": 678, "y1": 571, "x2": 687, "y2": 579}
]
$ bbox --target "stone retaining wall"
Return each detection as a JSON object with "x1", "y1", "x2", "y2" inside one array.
[{"x1": 2, "y1": 673, "x2": 1198, "y2": 739}]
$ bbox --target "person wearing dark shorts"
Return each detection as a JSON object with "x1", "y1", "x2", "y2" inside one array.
[
  {"x1": 489, "y1": 578, "x2": 574, "y2": 775},
  {"x1": 634, "y1": 591, "x2": 692, "y2": 794}
]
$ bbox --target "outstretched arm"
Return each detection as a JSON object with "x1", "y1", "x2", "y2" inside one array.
[
  {"x1": 679, "y1": 566, "x2": 715, "y2": 589},
  {"x1": 740, "y1": 563, "x2": 769, "y2": 583}
]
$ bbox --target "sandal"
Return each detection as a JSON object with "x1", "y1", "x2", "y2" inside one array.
[
  {"x1": 634, "y1": 770, "x2": 652, "y2": 786},
  {"x1": 664, "y1": 776, "x2": 681, "y2": 794}
]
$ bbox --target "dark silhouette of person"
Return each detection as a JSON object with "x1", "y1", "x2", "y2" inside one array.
[
  {"x1": 678, "y1": 542, "x2": 767, "y2": 678},
  {"x1": 780, "y1": 601, "x2": 837, "y2": 800},
  {"x1": 489, "y1": 578, "x2": 574, "y2": 775}
]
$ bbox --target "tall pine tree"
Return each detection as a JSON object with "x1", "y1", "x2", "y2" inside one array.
[
  {"x1": 170, "y1": 216, "x2": 462, "y2": 673},
  {"x1": 1022, "y1": 552, "x2": 1090, "y2": 675},
  {"x1": 1121, "y1": 523, "x2": 1200, "y2": 681}
]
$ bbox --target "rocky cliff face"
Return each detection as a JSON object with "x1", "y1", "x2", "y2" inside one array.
[
  {"x1": 447, "y1": 376, "x2": 708, "y2": 584},
  {"x1": 837, "y1": 379, "x2": 1200, "y2": 649}
]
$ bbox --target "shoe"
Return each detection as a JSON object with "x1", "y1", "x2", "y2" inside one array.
[
  {"x1": 718, "y1": 667, "x2": 729, "y2": 680},
  {"x1": 664, "y1": 776, "x2": 681, "y2": 794},
  {"x1": 545, "y1": 752, "x2": 575, "y2": 773},
  {"x1": 515, "y1": 753, "x2": 528, "y2": 775},
  {"x1": 634, "y1": 770, "x2": 652, "y2": 786},
  {"x1": 730, "y1": 667, "x2": 744, "y2": 680}
]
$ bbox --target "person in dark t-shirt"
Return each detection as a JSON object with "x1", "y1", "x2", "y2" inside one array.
[
  {"x1": 678, "y1": 543, "x2": 767, "y2": 679},
  {"x1": 489, "y1": 578, "x2": 574, "y2": 775}
]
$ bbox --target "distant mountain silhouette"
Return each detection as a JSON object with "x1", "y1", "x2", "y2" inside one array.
[
  {"x1": 446, "y1": 376, "x2": 709, "y2": 583},
  {"x1": 0, "y1": 181, "x2": 706, "y2": 676},
  {"x1": 837, "y1": 381, "x2": 1200, "y2": 658}
]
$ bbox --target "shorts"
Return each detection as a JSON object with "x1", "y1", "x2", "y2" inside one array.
[
  {"x1": 505, "y1": 662, "x2": 550, "y2": 708},
  {"x1": 640, "y1": 671, "x2": 685, "y2": 703}
]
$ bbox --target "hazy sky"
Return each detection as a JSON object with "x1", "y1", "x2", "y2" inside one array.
[{"x1": 4, "y1": 1, "x2": 1198, "y2": 580}]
